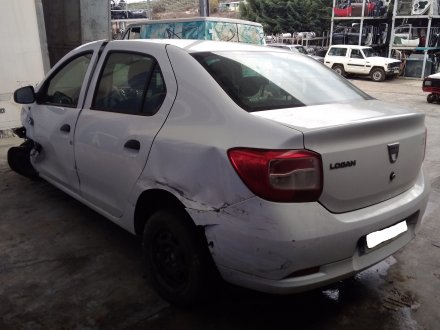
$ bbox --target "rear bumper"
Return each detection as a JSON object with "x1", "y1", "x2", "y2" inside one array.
[{"x1": 188, "y1": 168, "x2": 430, "y2": 294}]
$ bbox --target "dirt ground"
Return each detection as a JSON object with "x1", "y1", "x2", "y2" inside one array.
[{"x1": 1, "y1": 77, "x2": 439, "y2": 329}]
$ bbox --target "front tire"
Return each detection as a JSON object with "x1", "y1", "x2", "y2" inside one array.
[
  {"x1": 142, "y1": 209, "x2": 214, "y2": 306},
  {"x1": 427, "y1": 93, "x2": 435, "y2": 103},
  {"x1": 370, "y1": 68, "x2": 385, "y2": 82}
]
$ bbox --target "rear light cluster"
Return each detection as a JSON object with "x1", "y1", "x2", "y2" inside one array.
[{"x1": 228, "y1": 148, "x2": 323, "y2": 203}]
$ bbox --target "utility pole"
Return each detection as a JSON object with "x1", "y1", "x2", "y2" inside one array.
[{"x1": 199, "y1": 0, "x2": 209, "y2": 17}]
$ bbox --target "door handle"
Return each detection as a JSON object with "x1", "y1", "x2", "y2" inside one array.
[
  {"x1": 60, "y1": 124, "x2": 70, "y2": 133},
  {"x1": 124, "y1": 139, "x2": 140, "y2": 151}
]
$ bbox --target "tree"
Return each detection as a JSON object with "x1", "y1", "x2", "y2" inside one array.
[{"x1": 240, "y1": 0, "x2": 333, "y2": 35}]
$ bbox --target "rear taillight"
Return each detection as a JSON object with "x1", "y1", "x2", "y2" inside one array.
[{"x1": 227, "y1": 148, "x2": 323, "y2": 203}]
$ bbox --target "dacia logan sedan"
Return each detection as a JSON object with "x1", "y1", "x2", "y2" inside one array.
[{"x1": 10, "y1": 39, "x2": 430, "y2": 306}]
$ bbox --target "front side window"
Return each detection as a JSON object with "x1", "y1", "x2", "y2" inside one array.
[
  {"x1": 193, "y1": 51, "x2": 370, "y2": 112},
  {"x1": 92, "y1": 52, "x2": 166, "y2": 115},
  {"x1": 41, "y1": 53, "x2": 92, "y2": 107},
  {"x1": 362, "y1": 48, "x2": 377, "y2": 58}
]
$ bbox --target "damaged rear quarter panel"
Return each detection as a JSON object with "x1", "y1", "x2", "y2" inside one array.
[{"x1": 131, "y1": 44, "x2": 304, "y2": 214}]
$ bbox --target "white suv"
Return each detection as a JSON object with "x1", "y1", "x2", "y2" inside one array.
[{"x1": 324, "y1": 45, "x2": 401, "y2": 82}]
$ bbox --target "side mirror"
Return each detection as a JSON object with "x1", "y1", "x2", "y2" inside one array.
[{"x1": 14, "y1": 86, "x2": 35, "y2": 104}]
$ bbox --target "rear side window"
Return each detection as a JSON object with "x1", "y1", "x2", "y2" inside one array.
[
  {"x1": 193, "y1": 51, "x2": 370, "y2": 112},
  {"x1": 92, "y1": 52, "x2": 166, "y2": 116},
  {"x1": 350, "y1": 49, "x2": 364, "y2": 59},
  {"x1": 328, "y1": 47, "x2": 347, "y2": 56}
]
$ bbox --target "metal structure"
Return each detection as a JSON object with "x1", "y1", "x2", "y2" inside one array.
[
  {"x1": 330, "y1": 0, "x2": 440, "y2": 79},
  {"x1": 200, "y1": 0, "x2": 210, "y2": 16}
]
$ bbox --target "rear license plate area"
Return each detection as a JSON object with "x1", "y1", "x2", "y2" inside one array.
[{"x1": 359, "y1": 220, "x2": 408, "y2": 254}]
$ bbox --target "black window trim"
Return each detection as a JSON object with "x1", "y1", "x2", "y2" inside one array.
[
  {"x1": 90, "y1": 50, "x2": 166, "y2": 117},
  {"x1": 36, "y1": 50, "x2": 94, "y2": 108}
]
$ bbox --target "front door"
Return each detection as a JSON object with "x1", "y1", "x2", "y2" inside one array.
[
  {"x1": 347, "y1": 48, "x2": 367, "y2": 74},
  {"x1": 25, "y1": 42, "x2": 104, "y2": 194},
  {"x1": 74, "y1": 42, "x2": 177, "y2": 218}
]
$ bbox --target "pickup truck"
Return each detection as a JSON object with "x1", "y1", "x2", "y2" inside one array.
[{"x1": 324, "y1": 45, "x2": 401, "y2": 82}]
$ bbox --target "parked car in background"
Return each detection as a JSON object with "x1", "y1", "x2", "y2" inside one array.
[
  {"x1": 267, "y1": 43, "x2": 309, "y2": 54},
  {"x1": 110, "y1": 0, "x2": 148, "y2": 19},
  {"x1": 10, "y1": 39, "x2": 429, "y2": 306},
  {"x1": 422, "y1": 72, "x2": 440, "y2": 103},
  {"x1": 324, "y1": 45, "x2": 401, "y2": 81},
  {"x1": 267, "y1": 43, "x2": 325, "y2": 62}
]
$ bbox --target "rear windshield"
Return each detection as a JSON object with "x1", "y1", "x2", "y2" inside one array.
[{"x1": 192, "y1": 51, "x2": 370, "y2": 112}]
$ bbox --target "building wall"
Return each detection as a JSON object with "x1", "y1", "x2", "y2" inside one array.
[
  {"x1": 42, "y1": 0, "x2": 110, "y2": 66},
  {"x1": 0, "y1": 0, "x2": 49, "y2": 130}
]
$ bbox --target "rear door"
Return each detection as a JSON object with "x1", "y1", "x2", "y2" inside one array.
[
  {"x1": 347, "y1": 48, "x2": 367, "y2": 74},
  {"x1": 324, "y1": 46, "x2": 348, "y2": 68},
  {"x1": 74, "y1": 41, "x2": 177, "y2": 217},
  {"x1": 25, "y1": 41, "x2": 104, "y2": 194}
]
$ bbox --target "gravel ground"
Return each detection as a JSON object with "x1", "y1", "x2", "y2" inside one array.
[{"x1": 0, "y1": 77, "x2": 439, "y2": 330}]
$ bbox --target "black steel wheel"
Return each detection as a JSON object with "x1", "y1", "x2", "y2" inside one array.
[
  {"x1": 7, "y1": 140, "x2": 38, "y2": 179},
  {"x1": 143, "y1": 209, "x2": 215, "y2": 306}
]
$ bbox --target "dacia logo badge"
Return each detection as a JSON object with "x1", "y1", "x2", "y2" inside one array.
[{"x1": 388, "y1": 143, "x2": 399, "y2": 163}]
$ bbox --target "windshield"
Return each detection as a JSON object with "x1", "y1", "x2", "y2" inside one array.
[
  {"x1": 192, "y1": 51, "x2": 371, "y2": 112},
  {"x1": 362, "y1": 48, "x2": 377, "y2": 58}
]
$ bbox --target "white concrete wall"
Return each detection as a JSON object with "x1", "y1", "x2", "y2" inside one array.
[{"x1": 0, "y1": 0, "x2": 49, "y2": 130}]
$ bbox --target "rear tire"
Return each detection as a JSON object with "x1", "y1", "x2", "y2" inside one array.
[
  {"x1": 142, "y1": 209, "x2": 215, "y2": 307},
  {"x1": 427, "y1": 93, "x2": 435, "y2": 103},
  {"x1": 332, "y1": 64, "x2": 346, "y2": 77},
  {"x1": 370, "y1": 68, "x2": 385, "y2": 82}
]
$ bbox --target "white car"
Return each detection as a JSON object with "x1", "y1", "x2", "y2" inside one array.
[
  {"x1": 10, "y1": 39, "x2": 430, "y2": 306},
  {"x1": 267, "y1": 43, "x2": 325, "y2": 62},
  {"x1": 324, "y1": 45, "x2": 401, "y2": 81},
  {"x1": 267, "y1": 43, "x2": 309, "y2": 54}
]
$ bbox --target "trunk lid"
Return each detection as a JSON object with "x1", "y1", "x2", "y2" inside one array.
[{"x1": 253, "y1": 99, "x2": 426, "y2": 213}]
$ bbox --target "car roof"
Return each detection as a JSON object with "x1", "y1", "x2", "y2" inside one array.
[
  {"x1": 267, "y1": 43, "x2": 303, "y2": 47},
  {"x1": 329, "y1": 45, "x2": 372, "y2": 49},
  {"x1": 108, "y1": 39, "x2": 289, "y2": 54}
]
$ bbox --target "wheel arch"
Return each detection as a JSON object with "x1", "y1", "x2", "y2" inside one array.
[
  {"x1": 134, "y1": 188, "x2": 188, "y2": 237},
  {"x1": 369, "y1": 66, "x2": 385, "y2": 74},
  {"x1": 370, "y1": 66, "x2": 386, "y2": 82}
]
